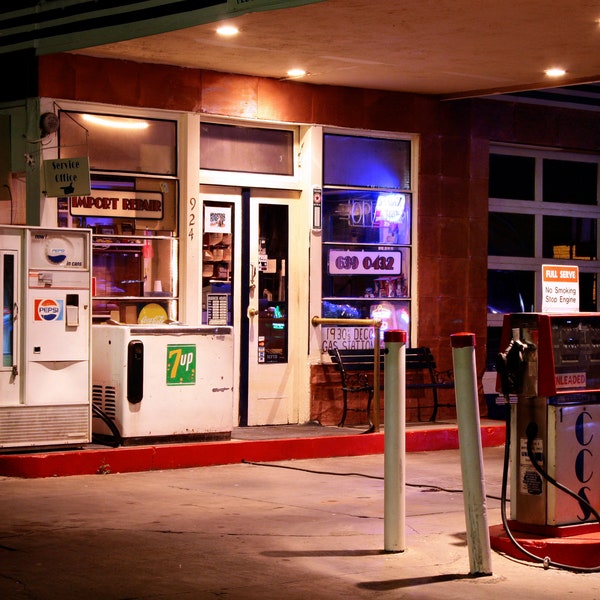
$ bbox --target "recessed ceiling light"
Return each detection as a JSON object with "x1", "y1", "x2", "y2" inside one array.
[
  {"x1": 545, "y1": 67, "x2": 567, "y2": 77},
  {"x1": 216, "y1": 25, "x2": 239, "y2": 36},
  {"x1": 287, "y1": 68, "x2": 306, "y2": 78}
]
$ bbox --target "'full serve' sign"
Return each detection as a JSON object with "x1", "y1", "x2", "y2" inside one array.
[{"x1": 542, "y1": 265, "x2": 579, "y2": 313}]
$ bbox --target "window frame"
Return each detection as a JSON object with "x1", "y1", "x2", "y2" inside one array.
[
  {"x1": 320, "y1": 130, "x2": 416, "y2": 346},
  {"x1": 199, "y1": 118, "x2": 302, "y2": 191},
  {"x1": 488, "y1": 144, "x2": 600, "y2": 329}
]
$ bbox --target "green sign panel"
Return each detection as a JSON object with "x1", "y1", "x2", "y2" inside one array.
[{"x1": 166, "y1": 344, "x2": 197, "y2": 385}]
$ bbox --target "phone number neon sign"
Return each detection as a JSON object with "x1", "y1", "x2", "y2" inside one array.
[{"x1": 328, "y1": 249, "x2": 402, "y2": 275}]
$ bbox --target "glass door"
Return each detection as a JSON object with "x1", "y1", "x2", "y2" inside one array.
[
  {"x1": 201, "y1": 187, "x2": 302, "y2": 427},
  {"x1": 0, "y1": 244, "x2": 19, "y2": 406},
  {"x1": 244, "y1": 194, "x2": 297, "y2": 426},
  {"x1": 252, "y1": 204, "x2": 288, "y2": 363}
]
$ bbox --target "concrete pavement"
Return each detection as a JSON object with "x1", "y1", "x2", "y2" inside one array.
[{"x1": 2, "y1": 446, "x2": 599, "y2": 599}]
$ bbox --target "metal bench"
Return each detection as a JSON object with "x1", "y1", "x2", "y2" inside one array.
[{"x1": 328, "y1": 346, "x2": 454, "y2": 427}]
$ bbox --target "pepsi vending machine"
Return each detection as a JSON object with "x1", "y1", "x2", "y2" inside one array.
[
  {"x1": 0, "y1": 225, "x2": 92, "y2": 449},
  {"x1": 497, "y1": 312, "x2": 600, "y2": 533}
]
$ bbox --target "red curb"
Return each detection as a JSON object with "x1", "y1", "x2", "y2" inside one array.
[{"x1": 0, "y1": 423, "x2": 506, "y2": 478}]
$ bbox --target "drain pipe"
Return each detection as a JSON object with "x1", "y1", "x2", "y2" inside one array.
[
  {"x1": 384, "y1": 329, "x2": 407, "y2": 553},
  {"x1": 450, "y1": 332, "x2": 493, "y2": 577}
]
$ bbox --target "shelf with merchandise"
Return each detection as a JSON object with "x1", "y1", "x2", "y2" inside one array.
[{"x1": 202, "y1": 232, "x2": 232, "y2": 282}]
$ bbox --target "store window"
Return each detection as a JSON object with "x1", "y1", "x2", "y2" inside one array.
[
  {"x1": 321, "y1": 134, "x2": 413, "y2": 350},
  {"x1": 202, "y1": 202, "x2": 233, "y2": 327},
  {"x1": 58, "y1": 111, "x2": 179, "y2": 324},
  {"x1": 200, "y1": 122, "x2": 294, "y2": 175},
  {"x1": 198, "y1": 121, "x2": 297, "y2": 329},
  {"x1": 488, "y1": 212, "x2": 535, "y2": 257},
  {"x1": 487, "y1": 146, "x2": 600, "y2": 367},
  {"x1": 488, "y1": 154, "x2": 535, "y2": 201},
  {"x1": 323, "y1": 134, "x2": 411, "y2": 189},
  {"x1": 542, "y1": 159, "x2": 598, "y2": 204},
  {"x1": 59, "y1": 176, "x2": 179, "y2": 323},
  {"x1": 59, "y1": 111, "x2": 177, "y2": 176}
]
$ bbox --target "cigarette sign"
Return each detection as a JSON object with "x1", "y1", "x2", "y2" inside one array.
[{"x1": 542, "y1": 265, "x2": 579, "y2": 314}]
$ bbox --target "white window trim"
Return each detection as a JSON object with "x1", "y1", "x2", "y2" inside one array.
[{"x1": 199, "y1": 117, "x2": 303, "y2": 191}]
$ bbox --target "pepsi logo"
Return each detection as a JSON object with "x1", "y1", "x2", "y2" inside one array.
[
  {"x1": 45, "y1": 237, "x2": 68, "y2": 264},
  {"x1": 35, "y1": 298, "x2": 63, "y2": 321},
  {"x1": 46, "y1": 247, "x2": 67, "y2": 264}
]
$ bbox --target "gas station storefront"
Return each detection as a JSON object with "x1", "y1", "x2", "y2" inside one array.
[{"x1": 1, "y1": 100, "x2": 421, "y2": 444}]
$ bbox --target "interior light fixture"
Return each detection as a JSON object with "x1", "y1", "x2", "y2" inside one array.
[
  {"x1": 287, "y1": 68, "x2": 307, "y2": 78},
  {"x1": 82, "y1": 114, "x2": 149, "y2": 129},
  {"x1": 545, "y1": 67, "x2": 567, "y2": 77},
  {"x1": 216, "y1": 24, "x2": 239, "y2": 36}
]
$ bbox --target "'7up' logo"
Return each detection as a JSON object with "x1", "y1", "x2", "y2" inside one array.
[{"x1": 166, "y1": 344, "x2": 196, "y2": 385}]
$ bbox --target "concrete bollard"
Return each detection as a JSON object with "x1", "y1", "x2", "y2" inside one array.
[
  {"x1": 450, "y1": 332, "x2": 493, "y2": 576},
  {"x1": 384, "y1": 329, "x2": 407, "y2": 553}
]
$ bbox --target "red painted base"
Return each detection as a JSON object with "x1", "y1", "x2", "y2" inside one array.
[
  {"x1": 0, "y1": 423, "x2": 506, "y2": 479},
  {"x1": 490, "y1": 522, "x2": 600, "y2": 569}
]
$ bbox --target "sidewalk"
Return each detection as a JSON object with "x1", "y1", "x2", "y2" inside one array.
[{"x1": 2, "y1": 446, "x2": 599, "y2": 600}]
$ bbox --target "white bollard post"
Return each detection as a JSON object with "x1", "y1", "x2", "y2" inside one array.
[
  {"x1": 450, "y1": 332, "x2": 493, "y2": 576},
  {"x1": 384, "y1": 329, "x2": 406, "y2": 553}
]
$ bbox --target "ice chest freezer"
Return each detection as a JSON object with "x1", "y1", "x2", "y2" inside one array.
[{"x1": 92, "y1": 323, "x2": 234, "y2": 445}]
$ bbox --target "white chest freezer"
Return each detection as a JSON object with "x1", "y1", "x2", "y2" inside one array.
[{"x1": 92, "y1": 323, "x2": 234, "y2": 445}]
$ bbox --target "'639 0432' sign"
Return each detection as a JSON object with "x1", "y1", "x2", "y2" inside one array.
[{"x1": 328, "y1": 249, "x2": 402, "y2": 275}]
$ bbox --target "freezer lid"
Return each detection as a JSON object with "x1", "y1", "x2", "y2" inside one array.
[{"x1": 126, "y1": 325, "x2": 232, "y2": 336}]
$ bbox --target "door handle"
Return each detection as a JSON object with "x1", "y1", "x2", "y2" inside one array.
[{"x1": 247, "y1": 306, "x2": 258, "y2": 318}]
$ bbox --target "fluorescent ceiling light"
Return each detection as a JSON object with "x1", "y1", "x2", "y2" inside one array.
[{"x1": 82, "y1": 114, "x2": 149, "y2": 129}]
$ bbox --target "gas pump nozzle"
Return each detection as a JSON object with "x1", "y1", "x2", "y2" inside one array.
[{"x1": 496, "y1": 335, "x2": 535, "y2": 397}]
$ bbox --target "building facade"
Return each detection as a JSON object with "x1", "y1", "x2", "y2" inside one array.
[{"x1": 1, "y1": 51, "x2": 599, "y2": 429}]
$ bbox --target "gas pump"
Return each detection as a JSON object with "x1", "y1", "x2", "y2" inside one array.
[{"x1": 496, "y1": 313, "x2": 600, "y2": 564}]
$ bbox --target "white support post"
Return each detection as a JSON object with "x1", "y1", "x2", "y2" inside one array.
[
  {"x1": 450, "y1": 332, "x2": 493, "y2": 576},
  {"x1": 384, "y1": 329, "x2": 407, "y2": 552}
]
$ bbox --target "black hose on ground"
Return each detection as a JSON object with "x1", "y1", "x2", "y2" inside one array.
[{"x1": 91, "y1": 404, "x2": 122, "y2": 447}]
